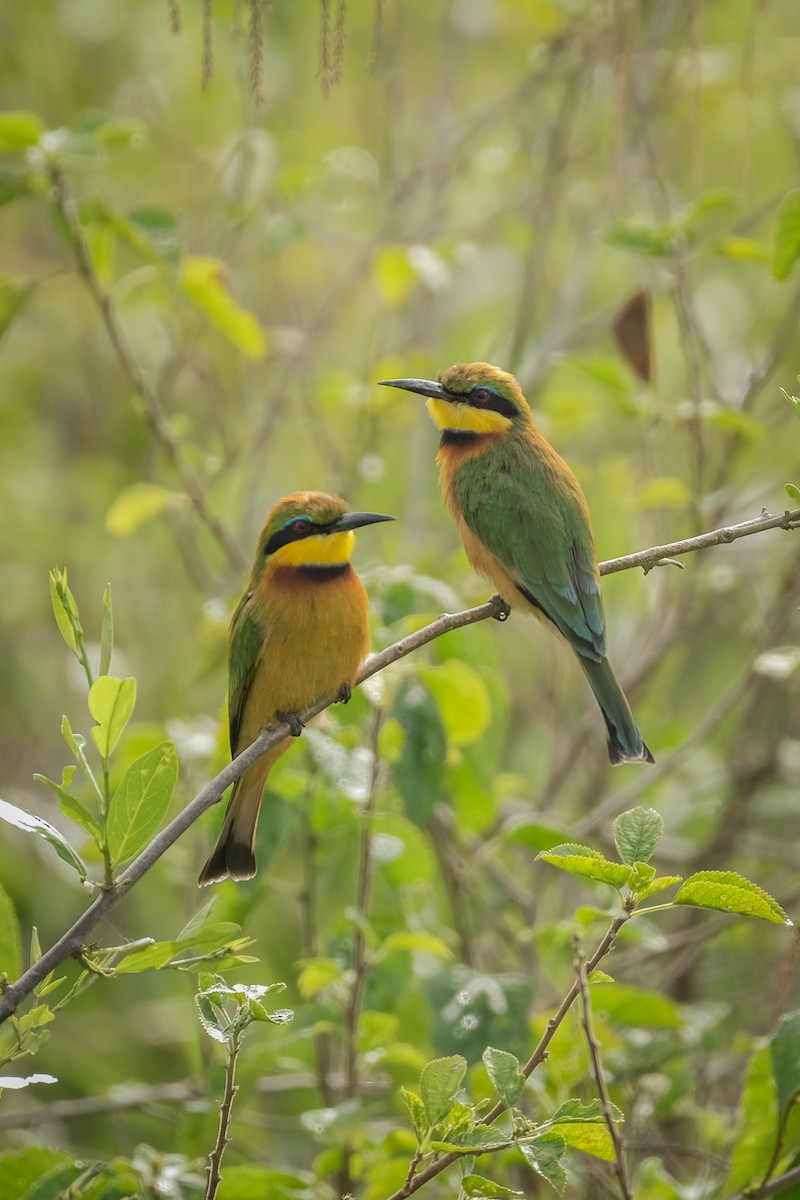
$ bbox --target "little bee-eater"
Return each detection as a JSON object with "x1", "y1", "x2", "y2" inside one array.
[
  {"x1": 381, "y1": 363, "x2": 653, "y2": 765},
  {"x1": 198, "y1": 491, "x2": 394, "y2": 885}
]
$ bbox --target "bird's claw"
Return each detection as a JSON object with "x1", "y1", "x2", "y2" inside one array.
[
  {"x1": 277, "y1": 711, "x2": 304, "y2": 737},
  {"x1": 337, "y1": 682, "x2": 353, "y2": 704},
  {"x1": 491, "y1": 595, "x2": 511, "y2": 622}
]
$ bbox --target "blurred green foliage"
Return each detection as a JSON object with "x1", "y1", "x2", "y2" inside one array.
[{"x1": 1, "y1": 0, "x2": 800, "y2": 1197}]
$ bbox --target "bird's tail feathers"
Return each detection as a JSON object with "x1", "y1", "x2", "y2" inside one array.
[
  {"x1": 580, "y1": 656, "x2": 654, "y2": 766},
  {"x1": 197, "y1": 771, "x2": 264, "y2": 886}
]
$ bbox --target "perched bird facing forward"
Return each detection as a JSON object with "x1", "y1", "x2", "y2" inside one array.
[
  {"x1": 381, "y1": 363, "x2": 653, "y2": 766},
  {"x1": 198, "y1": 491, "x2": 394, "y2": 886}
]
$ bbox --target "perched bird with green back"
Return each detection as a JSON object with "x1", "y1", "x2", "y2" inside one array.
[
  {"x1": 198, "y1": 491, "x2": 394, "y2": 885},
  {"x1": 381, "y1": 362, "x2": 653, "y2": 765}
]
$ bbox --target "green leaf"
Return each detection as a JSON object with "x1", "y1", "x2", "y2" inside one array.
[
  {"x1": 32, "y1": 771, "x2": 102, "y2": 846},
  {"x1": 0, "y1": 798, "x2": 87, "y2": 880},
  {"x1": 419, "y1": 660, "x2": 491, "y2": 747},
  {"x1": 106, "y1": 741, "x2": 178, "y2": 865},
  {"x1": 613, "y1": 807, "x2": 664, "y2": 865},
  {"x1": 88, "y1": 675, "x2": 137, "y2": 758},
  {"x1": 431, "y1": 1126, "x2": 509, "y2": 1153},
  {"x1": 785, "y1": 483, "x2": 800, "y2": 502},
  {"x1": 772, "y1": 189, "x2": 800, "y2": 281},
  {"x1": 591, "y1": 983, "x2": 682, "y2": 1029},
  {"x1": 297, "y1": 957, "x2": 345, "y2": 998},
  {"x1": 722, "y1": 1044, "x2": 777, "y2": 1192},
  {"x1": 22, "y1": 1162, "x2": 87, "y2": 1200},
  {"x1": 0, "y1": 111, "x2": 44, "y2": 153},
  {"x1": 105, "y1": 483, "x2": 186, "y2": 537},
  {"x1": 390, "y1": 681, "x2": 447, "y2": 826},
  {"x1": 419, "y1": 1055, "x2": 467, "y2": 1125},
  {"x1": 378, "y1": 930, "x2": 452, "y2": 961},
  {"x1": 195, "y1": 990, "x2": 230, "y2": 1044},
  {"x1": 0, "y1": 1147, "x2": 72, "y2": 1200},
  {"x1": 606, "y1": 221, "x2": 671, "y2": 257},
  {"x1": 60, "y1": 715, "x2": 84, "y2": 757},
  {"x1": 0, "y1": 275, "x2": 34, "y2": 343},
  {"x1": 48, "y1": 567, "x2": 82, "y2": 654},
  {"x1": 550, "y1": 1098, "x2": 623, "y2": 1124},
  {"x1": 537, "y1": 844, "x2": 632, "y2": 889},
  {"x1": 519, "y1": 1137, "x2": 567, "y2": 1195},
  {"x1": 771, "y1": 1010, "x2": 800, "y2": 1117},
  {"x1": 674, "y1": 870, "x2": 790, "y2": 925},
  {"x1": 401, "y1": 1087, "x2": 430, "y2": 1141},
  {"x1": 178, "y1": 256, "x2": 266, "y2": 359},
  {"x1": 462, "y1": 1174, "x2": 524, "y2": 1198},
  {"x1": 0, "y1": 882, "x2": 22, "y2": 981},
  {"x1": 627, "y1": 861, "x2": 657, "y2": 892},
  {"x1": 551, "y1": 1120, "x2": 615, "y2": 1162},
  {"x1": 636, "y1": 874, "x2": 683, "y2": 901},
  {"x1": 99, "y1": 583, "x2": 113, "y2": 676},
  {"x1": 482, "y1": 1046, "x2": 525, "y2": 1108}
]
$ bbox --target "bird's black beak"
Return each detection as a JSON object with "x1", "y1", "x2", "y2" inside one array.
[
  {"x1": 379, "y1": 377, "x2": 449, "y2": 401},
  {"x1": 331, "y1": 511, "x2": 395, "y2": 533}
]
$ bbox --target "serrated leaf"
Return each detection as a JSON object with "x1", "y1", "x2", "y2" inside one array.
[
  {"x1": 613, "y1": 807, "x2": 664, "y2": 865},
  {"x1": 537, "y1": 844, "x2": 632, "y2": 888},
  {"x1": 628, "y1": 861, "x2": 657, "y2": 892},
  {"x1": 88, "y1": 675, "x2": 136, "y2": 757},
  {"x1": 99, "y1": 582, "x2": 113, "y2": 675},
  {"x1": 674, "y1": 870, "x2": 790, "y2": 925},
  {"x1": 462, "y1": 1174, "x2": 524, "y2": 1198},
  {"x1": 771, "y1": 1010, "x2": 800, "y2": 1117},
  {"x1": 772, "y1": 189, "x2": 800, "y2": 281},
  {"x1": 195, "y1": 991, "x2": 230, "y2": 1043},
  {"x1": 178, "y1": 256, "x2": 266, "y2": 359},
  {"x1": 401, "y1": 1087, "x2": 430, "y2": 1140},
  {"x1": 106, "y1": 741, "x2": 178, "y2": 865},
  {"x1": 550, "y1": 1098, "x2": 623, "y2": 1124},
  {"x1": 552, "y1": 1120, "x2": 615, "y2": 1161},
  {"x1": 0, "y1": 798, "x2": 87, "y2": 880},
  {"x1": 519, "y1": 1137, "x2": 567, "y2": 1195},
  {"x1": 0, "y1": 111, "x2": 44, "y2": 153},
  {"x1": 482, "y1": 1046, "x2": 525, "y2": 1108},
  {"x1": 105, "y1": 483, "x2": 186, "y2": 537},
  {"x1": 0, "y1": 882, "x2": 22, "y2": 980},
  {"x1": 637, "y1": 874, "x2": 683, "y2": 902},
  {"x1": 420, "y1": 1055, "x2": 467, "y2": 1125},
  {"x1": 431, "y1": 1126, "x2": 509, "y2": 1153}
]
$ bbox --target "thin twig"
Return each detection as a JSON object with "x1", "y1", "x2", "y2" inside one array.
[
  {"x1": 339, "y1": 707, "x2": 384, "y2": 1196},
  {"x1": 204, "y1": 1021, "x2": 242, "y2": 1200},
  {"x1": 382, "y1": 912, "x2": 632, "y2": 1200},
  {"x1": 47, "y1": 164, "x2": 247, "y2": 576},
  {"x1": 2, "y1": 504, "x2": 799, "y2": 1023},
  {"x1": 575, "y1": 934, "x2": 633, "y2": 1200},
  {"x1": 600, "y1": 507, "x2": 800, "y2": 575}
]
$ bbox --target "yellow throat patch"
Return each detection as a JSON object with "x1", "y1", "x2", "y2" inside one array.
[
  {"x1": 271, "y1": 529, "x2": 355, "y2": 567},
  {"x1": 426, "y1": 396, "x2": 512, "y2": 435}
]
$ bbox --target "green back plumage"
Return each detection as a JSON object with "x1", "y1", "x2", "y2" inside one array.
[{"x1": 452, "y1": 429, "x2": 607, "y2": 662}]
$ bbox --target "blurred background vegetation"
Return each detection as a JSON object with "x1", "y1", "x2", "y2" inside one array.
[{"x1": 1, "y1": 0, "x2": 800, "y2": 1197}]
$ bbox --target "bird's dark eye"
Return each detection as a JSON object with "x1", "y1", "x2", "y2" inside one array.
[
  {"x1": 471, "y1": 387, "x2": 491, "y2": 405},
  {"x1": 292, "y1": 518, "x2": 312, "y2": 535}
]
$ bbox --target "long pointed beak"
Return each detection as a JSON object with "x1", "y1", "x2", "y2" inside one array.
[
  {"x1": 332, "y1": 511, "x2": 395, "y2": 533},
  {"x1": 379, "y1": 377, "x2": 448, "y2": 401}
]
